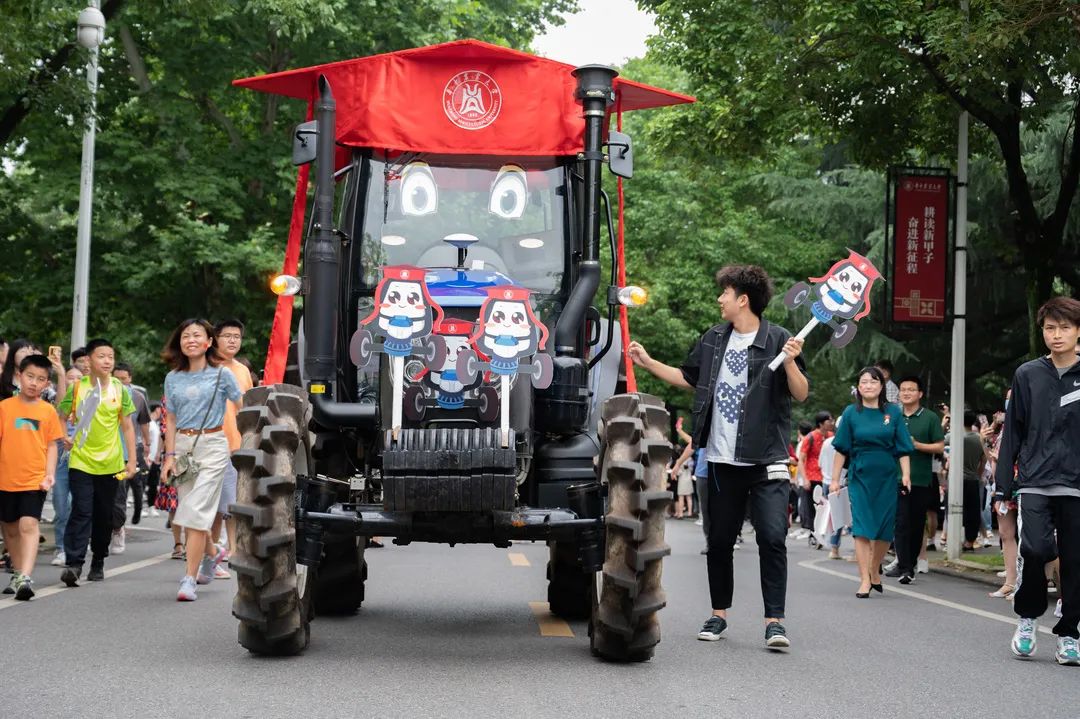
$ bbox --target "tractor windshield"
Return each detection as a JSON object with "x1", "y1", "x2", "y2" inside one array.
[{"x1": 359, "y1": 152, "x2": 567, "y2": 295}]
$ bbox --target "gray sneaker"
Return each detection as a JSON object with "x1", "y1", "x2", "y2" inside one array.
[
  {"x1": 1056, "y1": 636, "x2": 1080, "y2": 666},
  {"x1": 14, "y1": 575, "x2": 34, "y2": 601},
  {"x1": 1011, "y1": 618, "x2": 1037, "y2": 658},
  {"x1": 2, "y1": 572, "x2": 18, "y2": 595},
  {"x1": 177, "y1": 576, "x2": 198, "y2": 602}
]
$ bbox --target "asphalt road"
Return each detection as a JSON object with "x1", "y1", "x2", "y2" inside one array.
[{"x1": 3, "y1": 512, "x2": 1078, "y2": 718}]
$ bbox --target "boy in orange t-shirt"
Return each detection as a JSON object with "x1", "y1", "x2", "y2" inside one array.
[{"x1": 0, "y1": 355, "x2": 64, "y2": 600}]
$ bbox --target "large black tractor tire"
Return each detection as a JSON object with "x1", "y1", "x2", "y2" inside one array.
[
  {"x1": 590, "y1": 393, "x2": 672, "y2": 662},
  {"x1": 230, "y1": 384, "x2": 315, "y2": 656},
  {"x1": 313, "y1": 537, "x2": 367, "y2": 615},
  {"x1": 546, "y1": 541, "x2": 591, "y2": 620}
]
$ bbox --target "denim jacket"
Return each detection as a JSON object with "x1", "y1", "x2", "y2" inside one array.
[{"x1": 680, "y1": 320, "x2": 807, "y2": 466}]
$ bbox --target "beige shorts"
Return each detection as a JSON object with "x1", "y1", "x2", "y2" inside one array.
[{"x1": 173, "y1": 432, "x2": 231, "y2": 532}]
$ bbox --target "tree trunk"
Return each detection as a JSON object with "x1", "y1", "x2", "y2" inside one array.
[{"x1": 1024, "y1": 250, "x2": 1056, "y2": 357}]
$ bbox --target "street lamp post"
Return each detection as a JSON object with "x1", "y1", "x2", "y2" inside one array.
[{"x1": 71, "y1": 2, "x2": 105, "y2": 351}]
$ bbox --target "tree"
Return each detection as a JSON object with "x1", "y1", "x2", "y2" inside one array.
[
  {"x1": 0, "y1": 0, "x2": 574, "y2": 392},
  {"x1": 640, "y1": 0, "x2": 1080, "y2": 352}
]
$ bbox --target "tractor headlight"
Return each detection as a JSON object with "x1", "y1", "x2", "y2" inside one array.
[
  {"x1": 617, "y1": 285, "x2": 648, "y2": 307},
  {"x1": 270, "y1": 274, "x2": 302, "y2": 296}
]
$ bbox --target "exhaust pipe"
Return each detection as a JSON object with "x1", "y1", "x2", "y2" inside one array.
[{"x1": 303, "y1": 75, "x2": 339, "y2": 389}]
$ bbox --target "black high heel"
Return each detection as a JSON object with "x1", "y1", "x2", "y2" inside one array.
[
  {"x1": 856, "y1": 589, "x2": 870, "y2": 599},
  {"x1": 872, "y1": 583, "x2": 883, "y2": 593}
]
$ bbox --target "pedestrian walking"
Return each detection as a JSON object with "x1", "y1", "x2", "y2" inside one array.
[
  {"x1": 830, "y1": 366, "x2": 913, "y2": 598},
  {"x1": 960, "y1": 410, "x2": 990, "y2": 552},
  {"x1": 817, "y1": 425, "x2": 845, "y2": 559},
  {"x1": 160, "y1": 319, "x2": 242, "y2": 602},
  {"x1": 0, "y1": 355, "x2": 64, "y2": 600},
  {"x1": 885, "y1": 376, "x2": 944, "y2": 584},
  {"x1": 796, "y1": 411, "x2": 834, "y2": 536},
  {"x1": 989, "y1": 393, "x2": 1018, "y2": 600},
  {"x1": 208, "y1": 319, "x2": 254, "y2": 574},
  {"x1": 49, "y1": 366, "x2": 83, "y2": 567},
  {"x1": 875, "y1": 359, "x2": 900, "y2": 404},
  {"x1": 995, "y1": 297, "x2": 1080, "y2": 664},
  {"x1": 628, "y1": 264, "x2": 808, "y2": 649},
  {"x1": 57, "y1": 339, "x2": 138, "y2": 586},
  {"x1": 111, "y1": 362, "x2": 151, "y2": 552}
]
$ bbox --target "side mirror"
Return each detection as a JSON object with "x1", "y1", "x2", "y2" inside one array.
[
  {"x1": 607, "y1": 130, "x2": 633, "y2": 179},
  {"x1": 292, "y1": 120, "x2": 318, "y2": 166}
]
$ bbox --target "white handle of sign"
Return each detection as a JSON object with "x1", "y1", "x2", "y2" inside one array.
[
  {"x1": 767, "y1": 318, "x2": 819, "y2": 372},
  {"x1": 391, "y1": 354, "x2": 404, "y2": 441},
  {"x1": 500, "y1": 375, "x2": 511, "y2": 448}
]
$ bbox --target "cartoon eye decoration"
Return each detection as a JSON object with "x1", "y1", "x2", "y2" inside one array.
[
  {"x1": 493, "y1": 310, "x2": 505, "y2": 323},
  {"x1": 851, "y1": 282, "x2": 863, "y2": 295},
  {"x1": 407, "y1": 292, "x2": 420, "y2": 305},
  {"x1": 400, "y1": 162, "x2": 438, "y2": 216},
  {"x1": 388, "y1": 290, "x2": 401, "y2": 304},
  {"x1": 838, "y1": 271, "x2": 850, "y2": 283},
  {"x1": 489, "y1": 165, "x2": 528, "y2": 220},
  {"x1": 511, "y1": 311, "x2": 525, "y2": 325}
]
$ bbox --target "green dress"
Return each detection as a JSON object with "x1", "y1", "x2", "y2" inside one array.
[{"x1": 832, "y1": 403, "x2": 914, "y2": 541}]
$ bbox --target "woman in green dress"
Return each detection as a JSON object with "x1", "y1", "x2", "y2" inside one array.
[{"x1": 830, "y1": 367, "x2": 914, "y2": 597}]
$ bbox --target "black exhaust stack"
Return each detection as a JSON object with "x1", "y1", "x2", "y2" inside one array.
[
  {"x1": 304, "y1": 75, "x2": 339, "y2": 391},
  {"x1": 536, "y1": 65, "x2": 617, "y2": 433}
]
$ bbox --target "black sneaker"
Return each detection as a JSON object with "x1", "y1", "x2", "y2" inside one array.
[
  {"x1": 14, "y1": 576, "x2": 34, "y2": 601},
  {"x1": 87, "y1": 564, "x2": 105, "y2": 582},
  {"x1": 898, "y1": 573, "x2": 915, "y2": 585},
  {"x1": 61, "y1": 566, "x2": 81, "y2": 587},
  {"x1": 765, "y1": 622, "x2": 790, "y2": 649},
  {"x1": 697, "y1": 616, "x2": 728, "y2": 641},
  {"x1": 884, "y1": 564, "x2": 904, "y2": 578}
]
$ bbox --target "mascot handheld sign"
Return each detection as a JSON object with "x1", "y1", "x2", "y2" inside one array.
[{"x1": 768, "y1": 251, "x2": 883, "y2": 371}]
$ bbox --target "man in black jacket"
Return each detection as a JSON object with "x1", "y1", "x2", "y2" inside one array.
[
  {"x1": 629, "y1": 264, "x2": 807, "y2": 650},
  {"x1": 995, "y1": 296, "x2": 1080, "y2": 664}
]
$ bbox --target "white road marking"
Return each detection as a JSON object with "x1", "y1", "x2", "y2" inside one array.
[
  {"x1": 799, "y1": 558, "x2": 1053, "y2": 636},
  {"x1": 508, "y1": 552, "x2": 531, "y2": 567},
  {"x1": 0, "y1": 553, "x2": 173, "y2": 611}
]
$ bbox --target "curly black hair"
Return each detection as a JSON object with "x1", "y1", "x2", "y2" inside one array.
[{"x1": 714, "y1": 264, "x2": 774, "y2": 317}]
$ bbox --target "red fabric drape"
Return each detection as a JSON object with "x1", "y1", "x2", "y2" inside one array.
[{"x1": 263, "y1": 153, "x2": 311, "y2": 385}]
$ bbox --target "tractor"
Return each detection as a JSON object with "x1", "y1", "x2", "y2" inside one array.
[{"x1": 229, "y1": 40, "x2": 693, "y2": 661}]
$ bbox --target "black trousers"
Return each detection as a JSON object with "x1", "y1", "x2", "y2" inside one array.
[
  {"x1": 1014, "y1": 493, "x2": 1080, "y2": 637},
  {"x1": 64, "y1": 469, "x2": 116, "y2": 568},
  {"x1": 706, "y1": 462, "x2": 788, "y2": 618},
  {"x1": 962, "y1": 480, "x2": 981, "y2": 544},
  {"x1": 798, "y1": 485, "x2": 817, "y2": 530},
  {"x1": 895, "y1": 485, "x2": 932, "y2": 574}
]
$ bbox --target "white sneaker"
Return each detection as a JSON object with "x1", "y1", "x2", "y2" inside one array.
[
  {"x1": 694, "y1": 518, "x2": 703, "y2": 527},
  {"x1": 1056, "y1": 599, "x2": 1064, "y2": 619},
  {"x1": 917, "y1": 558, "x2": 929, "y2": 574},
  {"x1": 50, "y1": 550, "x2": 66, "y2": 567},
  {"x1": 109, "y1": 529, "x2": 126, "y2": 555},
  {"x1": 149, "y1": 507, "x2": 161, "y2": 517},
  {"x1": 884, "y1": 559, "x2": 899, "y2": 573},
  {"x1": 997, "y1": 570, "x2": 1007, "y2": 578},
  {"x1": 1011, "y1": 618, "x2": 1037, "y2": 658}
]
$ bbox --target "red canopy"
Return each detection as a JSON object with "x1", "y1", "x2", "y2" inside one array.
[{"x1": 234, "y1": 39, "x2": 694, "y2": 156}]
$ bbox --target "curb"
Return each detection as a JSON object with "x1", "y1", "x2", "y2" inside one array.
[{"x1": 929, "y1": 561, "x2": 1003, "y2": 587}]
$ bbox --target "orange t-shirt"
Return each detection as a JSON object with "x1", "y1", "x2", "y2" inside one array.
[
  {"x1": 222, "y1": 360, "x2": 254, "y2": 452},
  {"x1": 0, "y1": 396, "x2": 64, "y2": 492}
]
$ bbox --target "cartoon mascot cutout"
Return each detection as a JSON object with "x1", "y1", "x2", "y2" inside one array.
[
  {"x1": 350, "y1": 265, "x2": 448, "y2": 438},
  {"x1": 768, "y1": 250, "x2": 883, "y2": 370},
  {"x1": 456, "y1": 285, "x2": 553, "y2": 446},
  {"x1": 403, "y1": 319, "x2": 500, "y2": 422}
]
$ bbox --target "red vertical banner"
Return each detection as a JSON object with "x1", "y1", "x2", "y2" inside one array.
[{"x1": 892, "y1": 174, "x2": 949, "y2": 324}]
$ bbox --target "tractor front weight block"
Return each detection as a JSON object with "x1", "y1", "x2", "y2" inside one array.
[{"x1": 297, "y1": 505, "x2": 602, "y2": 547}]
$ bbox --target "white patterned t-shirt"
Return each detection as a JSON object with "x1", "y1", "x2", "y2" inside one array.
[{"x1": 706, "y1": 330, "x2": 755, "y2": 466}]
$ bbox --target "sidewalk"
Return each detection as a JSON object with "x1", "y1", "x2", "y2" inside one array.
[{"x1": 926, "y1": 546, "x2": 1006, "y2": 587}]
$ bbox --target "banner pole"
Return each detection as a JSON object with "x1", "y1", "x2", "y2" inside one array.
[{"x1": 946, "y1": 51, "x2": 969, "y2": 562}]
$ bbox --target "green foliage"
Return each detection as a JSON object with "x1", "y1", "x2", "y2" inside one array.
[{"x1": 0, "y1": 0, "x2": 575, "y2": 394}]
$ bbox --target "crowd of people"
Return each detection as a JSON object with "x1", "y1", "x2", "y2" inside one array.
[
  {"x1": 0, "y1": 319, "x2": 253, "y2": 602},
  {"x1": 635, "y1": 265, "x2": 1080, "y2": 665}
]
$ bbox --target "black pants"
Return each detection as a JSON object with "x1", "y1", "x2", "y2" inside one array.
[
  {"x1": 895, "y1": 484, "x2": 932, "y2": 574},
  {"x1": 65, "y1": 469, "x2": 116, "y2": 568},
  {"x1": 146, "y1": 464, "x2": 160, "y2": 508},
  {"x1": 963, "y1": 480, "x2": 981, "y2": 544},
  {"x1": 1015, "y1": 493, "x2": 1080, "y2": 638},
  {"x1": 706, "y1": 463, "x2": 788, "y2": 618},
  {"x1": 798, "y1": 485, "x2": 817, "y2": 530}
]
